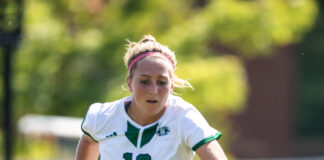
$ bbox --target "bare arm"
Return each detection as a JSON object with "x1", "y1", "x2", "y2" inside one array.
[
  {"x1": 196, "y1": 140, "x2": 228, "y2": 160},
  {"x1": 75, "y1": 134, "x2": 99, "y2": 160}
]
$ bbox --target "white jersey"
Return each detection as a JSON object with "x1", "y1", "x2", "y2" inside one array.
[{"x1": 81, "y1": 95, "x2": 222, "y2": 160}]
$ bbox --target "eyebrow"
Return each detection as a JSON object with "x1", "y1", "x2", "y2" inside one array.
[{"x1": 139, "y1": 74, "x2": 169, "y2": 79}]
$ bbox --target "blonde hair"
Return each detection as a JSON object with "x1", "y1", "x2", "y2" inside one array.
[{"x1": 124, "y1": 35, "x2": 192, "y2": 90}]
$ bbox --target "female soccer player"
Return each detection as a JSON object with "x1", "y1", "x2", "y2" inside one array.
[{"x1": 76, "y1": 35, "x2": 227, "y2": 160}]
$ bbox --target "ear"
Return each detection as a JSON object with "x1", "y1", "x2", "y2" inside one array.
[
  {"x1": 126, "y1": 76, "x2": 132, "y2": 92},
  {"x1": 170, "y1": 81, "x2": 174, "y2": 93}
]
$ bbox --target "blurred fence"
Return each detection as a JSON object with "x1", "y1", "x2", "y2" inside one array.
[
  {"x1": 14, "y1": 114, "x2": 83, "y2": 160},
  {"x1": 18, "y1": 114, "x2": 83, "y2": 138}
]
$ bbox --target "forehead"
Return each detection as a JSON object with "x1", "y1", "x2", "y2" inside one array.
[{"x1": 133, "y1": 56, "x2": 173, "y2": 78}]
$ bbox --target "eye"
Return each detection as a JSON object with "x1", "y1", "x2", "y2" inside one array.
[
  {"x1": 158, "y1": 81, "x2": 167, "y2": 86},
  {"x1": 140, "y1": 80, "x2": 150, "y2": 85}
]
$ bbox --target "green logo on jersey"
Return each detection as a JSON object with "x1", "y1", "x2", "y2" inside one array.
[
  {"x1": 106, "y1": 131, "x2": 117, "y2": 138},
  {"x1": 156, "y1": 126, "x2": 170, "y2": 136},
  {"x1": 123, "y1": 152, "x2": 151, "y2": 160}
]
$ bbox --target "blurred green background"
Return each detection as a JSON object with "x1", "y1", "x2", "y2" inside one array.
[{"x1": 1, "y1": 0, "x2": 323, "y2": 159}]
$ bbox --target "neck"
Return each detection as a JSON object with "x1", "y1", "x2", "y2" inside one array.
[{"x1": 127, "y1": 103, "x2": 166, "y2": 126}]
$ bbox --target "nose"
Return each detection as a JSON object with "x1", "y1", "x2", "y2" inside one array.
[{"x1": 149, "y1": 83, "x2": 158, "y2": 94}]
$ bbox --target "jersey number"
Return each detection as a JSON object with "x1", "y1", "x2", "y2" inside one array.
[{"x1": 123, "y1": 153, "x2": 151, "y2": 160}]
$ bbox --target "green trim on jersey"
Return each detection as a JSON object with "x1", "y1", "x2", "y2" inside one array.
[
  {"x1": 141, "y1": 123, "x2": 159, "y2": 147},
  {"x1": 125, "y1": 121, "x2": 140, "y2": 147},
  {"x1": 81, "y1": 116, "x2": 98, "y2": 142},
  {"x1": 125, "y1": 121, "x2": 159, "y2": 148},
  {"x1": 192, "y1": 132, "x2": 222, "y2": 151}
]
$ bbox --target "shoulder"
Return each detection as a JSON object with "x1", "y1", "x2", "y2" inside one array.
[
  {"x1": 87, "y1": 102, "x2": 114, "y2": 116},
  {"x1": 166, "y1": 95, "x2": 206, "y2": 126},
  {"x1": 87, "y1": 96, "x2": 130, "y2": 117},
  {"x1": 169, "y1": 95, "x2": 210, "y2": 126},
  {"x1": 82, "y1": 97, "x2": 131, "y2": 141},
  {"x1": 169, "y1": 95, "x2": 200, "y2": 117},
  {"x1": 169, "y1": 95, "x2": 196, "y2": 111}
]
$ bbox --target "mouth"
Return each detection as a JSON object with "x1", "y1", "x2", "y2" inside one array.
[{"x1": 146, "y1": 100, "x2": 158, "y2": 104}]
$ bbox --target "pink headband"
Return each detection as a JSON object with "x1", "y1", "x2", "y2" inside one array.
[{"x1": 128, "y1": 51, "x2": 174, "y2": 71}]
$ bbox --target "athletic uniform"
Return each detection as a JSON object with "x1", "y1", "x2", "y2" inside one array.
[{"x1": 81, "y1": 95, "x2": 222, "y2": 160}]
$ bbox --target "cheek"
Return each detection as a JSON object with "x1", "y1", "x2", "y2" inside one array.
[
  {"x1": 132, "y1": 83, "x2": 146, "y2": 94},
  {"x1": 132, "y1": 87, "x2": 143, "y2": 102},
  {"x1": 161, "y1": 86, "x2": 172, "y2": 95}
]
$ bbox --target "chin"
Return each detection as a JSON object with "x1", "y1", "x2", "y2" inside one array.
[{"x1": 144, "y1": 103, "x2": 164, "y2": 113}]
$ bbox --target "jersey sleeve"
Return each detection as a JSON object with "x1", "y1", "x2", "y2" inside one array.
[
  {"x1": 180, "y1": 108, "x2": 222, "y2": 151},
  {"x1": 81, "y1": 103, "x2": 102, "y2": 142}
]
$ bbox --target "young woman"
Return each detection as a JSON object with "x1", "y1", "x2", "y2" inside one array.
[{"x1": 76, "y1": 35, "x2": 228, "y2": 160}]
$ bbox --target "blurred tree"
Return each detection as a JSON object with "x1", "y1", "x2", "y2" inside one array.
[
  {"x1": 14, "y1": 0, "x2": 317, "y2": 115},
  {"x1": 6, "y1": 0, "x2": 318, "y2": 157}
]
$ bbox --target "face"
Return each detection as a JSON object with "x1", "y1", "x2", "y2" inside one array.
[{"x1": 127, "y1": 56, "x2": 174, "y2": 116}]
